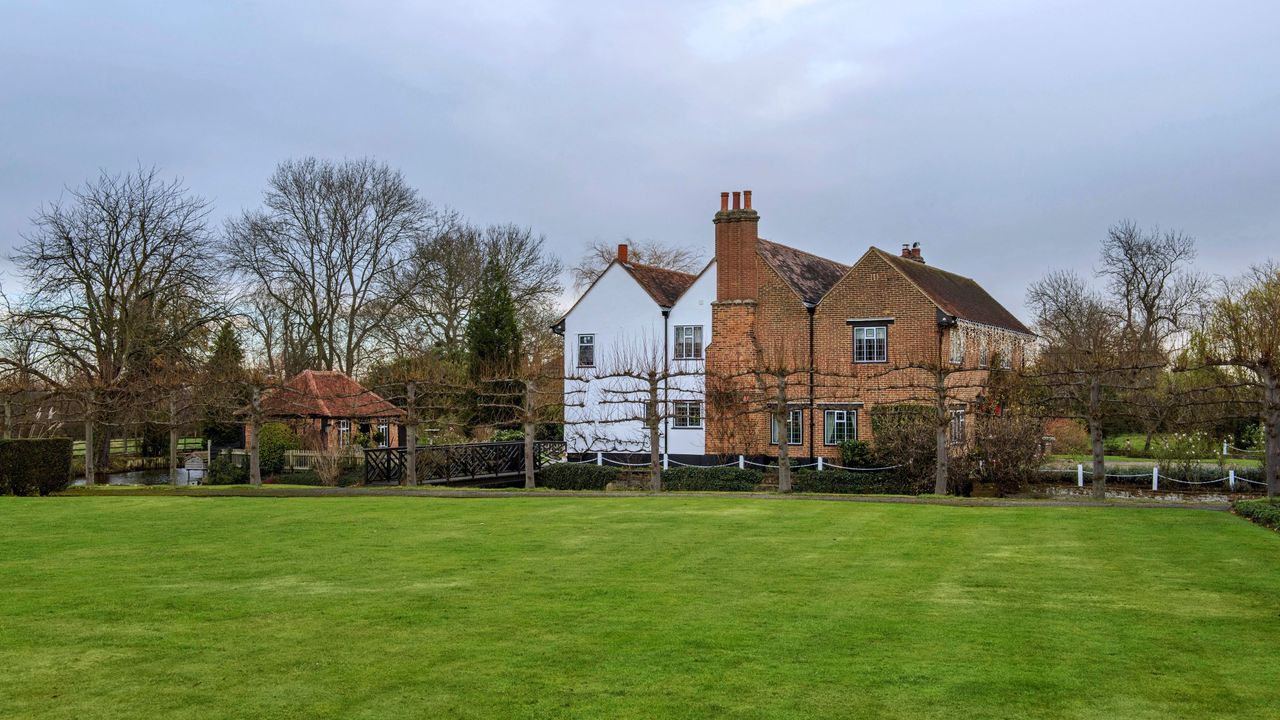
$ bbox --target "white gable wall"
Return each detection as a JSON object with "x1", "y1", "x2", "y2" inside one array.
[{"x1": 561, "y1": 260, "x2": 715, "y2": 456}]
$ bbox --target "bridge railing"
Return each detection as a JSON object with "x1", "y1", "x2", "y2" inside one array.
[{"x1": 364, "y1": 441, "x2": 567, "y2": 485}]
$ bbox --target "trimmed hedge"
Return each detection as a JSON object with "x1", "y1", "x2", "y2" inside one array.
[
  {"x1": 1234, "y1": 500, "x2": 1280, "y2": 531},
  {"x1": 537, "y1": 463, "x2": 619, "y2": 490},
  {"x1": 206, "y1": 456, "x2": 248, "y2": 485},
  {"x1": 791, "y1": 469, "x2": 917, "y2": 495},
  {"x1": 0, "y1": 438, "x2": 73, "y2": 496},
  {"x1": 662, "y1": 466, "x2": 762, "y2": 492}
]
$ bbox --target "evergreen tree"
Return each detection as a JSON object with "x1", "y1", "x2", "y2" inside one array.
[
  {"x1": 203, "y1": 322, "x2": 247, "y2": 446},
  {"x1": 465, "y1": 257, "x2": 523, "y2": 427}
]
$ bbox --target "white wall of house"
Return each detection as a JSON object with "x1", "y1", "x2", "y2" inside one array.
[
  {"x1": 561, "y1": 260, "x2": 715, "y2": 455},
  {"x1": 663, "y1": 262, "x2": 714, "y2": 455}
]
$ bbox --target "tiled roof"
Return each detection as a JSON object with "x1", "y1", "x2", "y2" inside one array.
[
  {"x1": 875, "y1": 249, "x2": 1034, "y2": 335},
  {"x1": 259, "y1": 370, "x2": 404, "y2": 419},
  {"x1": 757, "y1": 238, "x2": 850, "y2": 306},
  {"x1": 621, "y1": 262, "x2": 698, "y2": 308}
]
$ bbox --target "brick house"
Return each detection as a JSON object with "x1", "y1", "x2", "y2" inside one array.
[
  {"x1": 558, "y1": 190, "x2": 1033, "y2": 460},
  {"x1": 708, "y1": 190, "x2": 1035, "y2": 460},
  {"x1": 244, "y1": 369, "x2": 404, "y2": 450}
]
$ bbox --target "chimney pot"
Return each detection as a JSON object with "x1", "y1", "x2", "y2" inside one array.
[
  {"x1": 901, "y1": 243, "x2": 911, "y2": 257},
  {"x1": 617, "y1": 243, "x2": 629, "y2": 264},
  {"x1": 743, "y1": 190, "x2": 752, "y2": 210},
  {"x1": 732, "y1": 191, "x2": 741, "y2": 210},
  {"x1": 720, "y1": 192, "x2": 729, "y2": 212}
]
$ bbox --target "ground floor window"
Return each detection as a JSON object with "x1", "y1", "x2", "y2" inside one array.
[
  {"x1": 824, "y1": 409, "x2": 858, "y2": 445},
  {"x1": 770, "y1": 409, "x2": 803, "y2": 446},
  {"x1": 377, "y1": 421, "x2": 390, "y2": 447},
  {"x1": 672, "y1": 401, "x2": 703, "y2": 428},
  {"x1": 948, "y1": 409, "x2": 966, "y2": 445},
  {"x1": 337, "y1": 419, "x2": 351, "y2": 447}
]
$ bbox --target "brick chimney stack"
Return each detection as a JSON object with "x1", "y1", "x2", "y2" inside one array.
[
  {"x1": 617, "y1": 243, "x2": 629, "y2": 264},
  {"x1": 901, "y1": 242, "x2": 925, "y2": 264},
  {"x1": 713, "y1": 189, "x2": 761, "y2": 301}
]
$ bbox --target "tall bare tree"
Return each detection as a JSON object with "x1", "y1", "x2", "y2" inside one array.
[
  {"x1": 1, "y1": 168, "x2": 224, "y2": 481},
  {"x1": 225, "y1": 157, "x2": 432, "y2": 375}
]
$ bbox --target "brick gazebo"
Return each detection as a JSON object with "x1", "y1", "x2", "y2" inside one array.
[{"x1": 245, "y1": 370, "x2": 404, "y2": 449}]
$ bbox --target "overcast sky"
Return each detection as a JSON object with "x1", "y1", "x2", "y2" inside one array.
[{"x1": 2, "y1": 0, "x2": 1278, "y2": 317}]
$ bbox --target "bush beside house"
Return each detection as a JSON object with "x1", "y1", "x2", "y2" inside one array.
[
  {"x1": 537, "y1": 463, "x2": 618, "y2": 490},
  {"x1": 661, "y1": 466, "x2": 762, "y2": 492}
]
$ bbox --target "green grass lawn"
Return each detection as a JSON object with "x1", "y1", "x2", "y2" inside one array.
[{"x1": 2, "y1": 497, "x2": 1278, "y2": 719}]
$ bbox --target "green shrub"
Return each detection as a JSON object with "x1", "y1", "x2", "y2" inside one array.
[
  {"x1": 258, "y1": 423, "x2": 300, "y2": 475},
  {"x1": 1234, "y1": 500, "x2": 1280, "y2": 530},
  {"x1": 792, "y1": 469, "x2": 917, "y2": 495},
  {"x1": 206, "y1": 456, "x2": 248, "y2": 485},
  {"x1": 838, "y1": 440, "x2": 879, "y2": 468},
  {"x1": 0, "y1": 438, "x2": 73, "y2": 496},
  {"x1": 662, "y1": 466, "x2": 762, "y2": 492},
  {"x1": 537, "y1": 462, "x2": 618, "y2": 490}
]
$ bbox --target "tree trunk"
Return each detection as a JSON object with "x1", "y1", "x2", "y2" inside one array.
[
  {"x1": 3, "y1": 397, "x2": 11, "y2": 439},
  {"x1": 523, "y1": 420, "x2": 536, "y2": 489},
  {"x1": 404, "y1": 382, "x2": 417, "y2": 487},
  {"x1": 248, "y1": 387, "x2": 262, "y2": 487},
  {"x1": 83, "y1": 414, "x2": 95, "y2": 485},
  {"x1": 1264, "y1": 372, "x2": 1280, "y2": 499},
  {"x1": 1088, "y1": 378, "x2": 1106, "y2": 499},
  {"x1": 648, "y1": 375, "x2": 661, "y2": 492},
  {"x1": 934, "y1": 423, "x2": 948, "y2": 495},
  {"x1": 168, "y1": 394, "x2": 179, "y2": 487}
]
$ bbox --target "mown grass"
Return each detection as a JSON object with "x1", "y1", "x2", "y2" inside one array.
[{"x1": 1, "y1": 497, "x2": 1278, "y2": 719}]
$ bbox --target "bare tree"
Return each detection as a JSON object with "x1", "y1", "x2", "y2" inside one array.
[
  {"x1": 1196, "y1": 263, "x2": 1280, "y2": 497},
  {"x1": 387, "y1": 218, "x2": 563, "y2": 358},
  {"x1": 1027, "y1": 271, "x2": 1150, "y2": 498},
  {"x1": 225, "y1": 157, "x2": 432, "y2": 375},
  {"x1": 1, "y1": 168, "x2": 225, "y2": 481},
  {"x1": 570, "y1": 238, "x2": 705, "y2": 291}
]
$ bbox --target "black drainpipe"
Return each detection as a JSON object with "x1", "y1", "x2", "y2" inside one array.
[
  {"x1": 807, "y1": 304, "x2": 816, "y2": 462},
  {"x1": 662, "y1": 308, "x2": 670, "y2": 458}
]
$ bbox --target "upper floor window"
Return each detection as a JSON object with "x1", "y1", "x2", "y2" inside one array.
[
  {"x1": 949, "y1": 329, "x2": 965, "y2": 365},
  {"x1": 577, "y1": 334, "x2": 595, "y2": 367},
  {"x1": 1000, "y1": 341, "x2": 1013, "y2": 369},
  {"x1": 673, "y1": 325, "x2": 703, "y2": 360},
  {"x1": 978, "y1": 337, "x2": 989, "y2": 368},
  {"x1": 853, "y1": 326, "x2": 888, "y2": 363},
  {"x1": 770, "y1": 408, "x2": 803, "y2": 446},
  {"x1": 824, "y1": 409, "x2": 858, "y2": 446},
  {"x1": 672, "y1": 401, "x2": 703, "y2": 429}
]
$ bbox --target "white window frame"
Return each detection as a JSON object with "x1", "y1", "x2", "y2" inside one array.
[
  {"x1": 577, "y1": 334, "x2": 595, "y2": 368},
  {"x1": 949, "y1": 329, "x2": 965, "y2": 365},
  {"x1": 978, "y1": 336, "x2": 989, "y2": 368},
  {"x1": 823, "y1": 409, "x2": 858, "y2": 446},
  {"x1": 377, "y1": 421, "x2": 390, "y2": 447},
  {"x1": 671, "y1": 401, "x2": 703, "y2": 429},
  {"x1": 673, "y1": 325, "x2": 704, "y2": 361},
  {"x1": 1000, "y1": 340, "x2": 1013, "y2": 369},
  {"x1": 853, "y1": 326, "x2": 888, "y2": 363},
  {"x1": 770, "y1": 408, "x2": 803, "y2": 446},
  {"x1": 337, "y1": 419, "x2": 351, "y2": 448}
]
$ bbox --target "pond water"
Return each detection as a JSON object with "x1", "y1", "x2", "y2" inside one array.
[{"x1": 72, "y1": 469, "x2": 206, "y2": 487}]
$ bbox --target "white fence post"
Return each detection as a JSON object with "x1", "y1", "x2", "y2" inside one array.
[
  {"x1": 596, "y1": 451, "x2": 603, "y2": 466},
  {"x1": 1077, "y1": 464, "x2": 1084, "y2": 487},
  {"x1": 1223, "y1": 441, "x2": 1229, "y2": 457},
  {"x1": 817, "y1": 456, "x2": 825, "y2": 471},
  {"x1": 738, "y1": 454, "x2": 745, "y2": 470},
  {"x1": 662, "y1": 453, "x2": 669, "y2": 470},
  {"x1": 1229, "y1": 469, "x2": 1236, "y2": 491},
  {"x1": 1152, "y1": 466, "x2": 1159, "y2": 491}
]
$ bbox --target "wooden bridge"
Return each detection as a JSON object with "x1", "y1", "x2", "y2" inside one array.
[{"x1": 363, "y1": 441, "x2": 566, "y2": 486}]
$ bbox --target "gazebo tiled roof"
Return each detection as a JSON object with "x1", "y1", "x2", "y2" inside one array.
[{"x1": 258, "y1": 370, "x2": 404, "y2": 419}]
